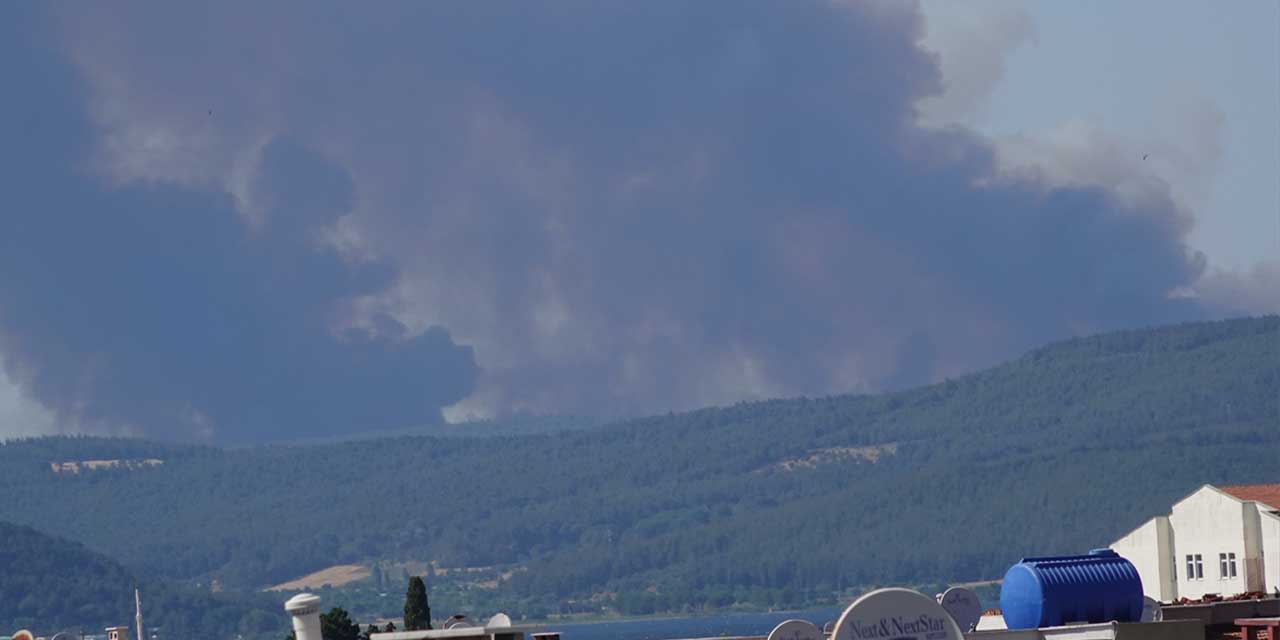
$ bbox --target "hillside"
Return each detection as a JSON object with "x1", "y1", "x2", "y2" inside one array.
[
  {"x1": 0, "y1": 521, "x2": 135, "y2": 631},
  {"x1": 273, "y1": 413, "x2": 601, "y2": 446},
  {"x1": 0, "y1": 316, "x2": 1276, "y2": 618},
  {"x1": 0, "y1": 521, "x2": 283, "y2": 638}
]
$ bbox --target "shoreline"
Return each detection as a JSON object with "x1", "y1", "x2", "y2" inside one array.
[{"x1": 532, "y1": 604, "x2": 845, "y2": 627}]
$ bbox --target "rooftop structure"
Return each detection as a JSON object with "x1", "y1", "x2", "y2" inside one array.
[
  {"x1": 970, "y1": 620, "x2": 1204, "y2": 640},
  {"x1": 371, "y1": 613, "x2": 535, "y2": 640}
]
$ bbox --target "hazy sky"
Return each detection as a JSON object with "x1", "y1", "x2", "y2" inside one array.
[
  {"x1": 0, "y1": 2, "x2": 1275, "y2": 442},
  {"x1": 920, "y1": 0, "x2": 1279, "y2": 271}
]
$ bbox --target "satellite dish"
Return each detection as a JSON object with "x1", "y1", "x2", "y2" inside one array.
[
  {"x1": 1140, "y1": 597, "x2": 1162, "y2": 622},
  {"x1": 487, "y1": 613, "x2": 512, "y2": 628},
  {"x1": 938, "y1": 586, "x2": 983, "y2": 632},
  {"x1": 822, "y1": 620, "x2": 837, "y2": 635},
  {"x1": 831, "y1": 589, "x2": 964, "y2": 640},
  {"x1": 766, "y1": 619, "x2": 822, "y2": 640},
  {"x1": 14, "y1": 630, "x2": 34, "y2": 640}
]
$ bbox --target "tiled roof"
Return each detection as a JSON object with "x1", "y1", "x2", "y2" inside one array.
[{"x1": 1220, "y1": 484, "x2": 1280, "y2": 510}]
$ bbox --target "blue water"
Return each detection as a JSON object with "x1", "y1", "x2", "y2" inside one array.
[{"x1": 546, "y1": 608, "x2": 844, "y2": 640}]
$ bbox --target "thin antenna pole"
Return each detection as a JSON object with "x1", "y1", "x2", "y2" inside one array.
[{"x1": 135, "y1": 589, "x2": 145, "y2": 640}]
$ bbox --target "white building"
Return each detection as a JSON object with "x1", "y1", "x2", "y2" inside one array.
[{"x1": 1111, "y1": 483, "x2": 1280, "y2": 602}]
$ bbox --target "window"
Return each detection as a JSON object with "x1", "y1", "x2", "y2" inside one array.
[
  {"x1": 1187, "y1": 554, "x2": 1204, "y2": 580},
  {"x1": 1220, "y1": 553, "x2": 1237, "y2": 579}
]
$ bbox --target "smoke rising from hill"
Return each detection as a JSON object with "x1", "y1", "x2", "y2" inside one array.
[{"x1": 0, "y1": 2, "x2": 1252, "y2": 440}]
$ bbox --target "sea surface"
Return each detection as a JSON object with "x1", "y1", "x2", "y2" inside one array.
[{"x1": 547, "y1": 607, "x2": 845, "y2": 640}]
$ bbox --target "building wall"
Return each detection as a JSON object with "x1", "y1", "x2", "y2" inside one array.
[
  {"x1": 1112, "y1": 516, "x2": 1175, "y2": 601},
  {"x1": 1168, "y1": 487, "x2": 1250, "y2": 599},
  {"x1": 1244, "y1": 503, "x2": 1264, "y2": 592},
  {"x1": 1260, "y1": 508, "x2": 1280, "y2": 594}
]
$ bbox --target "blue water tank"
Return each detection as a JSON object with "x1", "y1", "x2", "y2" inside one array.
[{"x1": 1000, "y1": 549, "x2": 1144, "y2": 630}]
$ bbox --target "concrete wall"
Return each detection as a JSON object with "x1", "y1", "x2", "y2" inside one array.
[
  {"x1": 1260, "y1": 508, "x2": 1280, "y2": 594},
  {"x1": 1112, "y1": 517, "x2": 1175, "y2": 601},
  {"x1": 1244, "y1": 503, "x2": 1264, "y2": 592},
  {"x1": 968, "y1": 621, "x2": 1204, "y2": 640}
]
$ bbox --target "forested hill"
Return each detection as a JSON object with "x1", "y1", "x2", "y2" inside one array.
[
  {"x1": 0, "y1": 521, "x2": 281, "y2": 638},
  {"x1": 0, "y1": 315, "x2": 1276, "y2": 617},
  {"x1": 273, "y1": 413, "x2": 601, "y2": 445}
]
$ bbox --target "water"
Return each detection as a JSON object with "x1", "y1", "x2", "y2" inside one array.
[{"x1": 547, "y1": 608, "x2": 844, "y2": 640}]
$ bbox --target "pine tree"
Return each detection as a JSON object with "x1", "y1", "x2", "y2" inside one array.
[
  {"x1": 403, "y1": 576, "x2": 432, "y2": 630},
  {"x1": 320, "y1": 608, "x2": 361, "y2": 640}
]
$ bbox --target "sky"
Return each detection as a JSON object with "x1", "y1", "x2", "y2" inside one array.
[
  {"x1": 919, "y1": 0, "x2": 1279, "y2": 272},
  {"x1": 0, "y1": 2, "x2": 1275, "y2": 443}
]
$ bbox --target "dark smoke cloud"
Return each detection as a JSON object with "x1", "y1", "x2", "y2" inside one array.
[
  {"x1": 1, "y1": 2, "x2": 1235, "y2": 438},
  {"x1": 0, "y1": 9, "x2": 476, "y2": 441}
]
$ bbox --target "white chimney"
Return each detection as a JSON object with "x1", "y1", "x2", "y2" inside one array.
[{"x1": 284, "y1": 593, "x2": 323, "y2": 640}]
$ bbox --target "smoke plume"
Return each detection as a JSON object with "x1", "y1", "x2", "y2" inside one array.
[{"x1": 0, "y1": 2, "x2": 1253, "y2": 440}]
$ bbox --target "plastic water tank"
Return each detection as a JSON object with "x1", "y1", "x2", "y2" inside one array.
[{"x1": 1000, "y1": 549, "x2": 1144, "y2": 630}]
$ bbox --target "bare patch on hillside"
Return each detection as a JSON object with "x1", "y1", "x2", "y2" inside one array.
[
  {"x1": 49, "y1": 458, "x2": 164, "y2": 474},
  {"x1": 280, "y1": 561, "x2": 526, "y2": 592},
  {"x1": 754, "y1": 443, "x2": 898, "y2": 475},
  {"x1": 266, "y1": 564, "x2": 370, "y2": 591}
]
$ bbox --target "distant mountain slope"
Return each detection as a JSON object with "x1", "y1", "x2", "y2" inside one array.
[
  {"x1": 0, "y1": 521, "x2": 282, "y2": 638},
  {"x1": 0, "y1": 316, "x2": 1275, "y2": 616},
  {"x1": 0, "y1": 520, "x2": 135, "y2": 631}
]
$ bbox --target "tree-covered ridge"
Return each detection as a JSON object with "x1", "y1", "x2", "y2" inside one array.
[
  {"x1": 0, "y1": 435, "x2": 215, "y2": 473},
  {"x1": 0, "y1": 521, "x2": 281, "y2": 638},
  {"x1": 0, "y1": 315, "x2": 1275, "y2": 618},
  {"x1": 0, "y1": 521, "x2": 135, "y2": 631},
  {"x1": 275, "y1": 413, "x2": 601, "y2": 446}
]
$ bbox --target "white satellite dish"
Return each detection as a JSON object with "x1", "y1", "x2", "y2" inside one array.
[
  {"x1": 831, "y1": 589, "x2": 964, "y2": 640},
  {"x1": 487, "y1": 613, "x2": 512, "y2": 628},
  {"x1": 766, "y1": 619, "x2": 822, "y2": 640},
  {"x1": 1140, "y1": 597, "x2": 1163, "y2": 622},
  {"x1": 938, "y1": 586, "x2": 983, "y2": 632}
]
